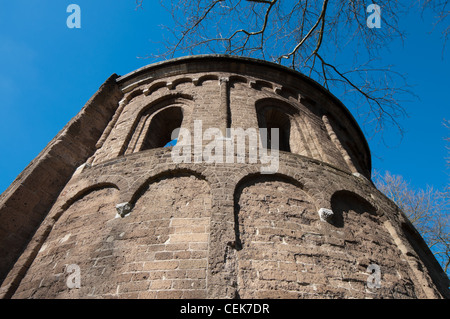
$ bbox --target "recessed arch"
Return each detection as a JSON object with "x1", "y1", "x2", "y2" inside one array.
[
  {"x1": 330, "y1": 190, "x2": 377, "y2": 228},
  {"x1": 234, "y1": 172, "x2": 304, "y2": 194},
  {"x1": 129, "y1": 168, "x2": 209, "y2": 207},
  {"x1": 120, "y1": 94, "x2": 194, "y2": 155},
  {"x1": 140, "y1": 106, "x2": 183, "y2": 150},
  {"x1": 144, "y1": 81, "x2": 168, "y2": 96},
  {"x1": 278, "y1": 86, "x2": 299, "y2": 101},
  {"x1": 255, "y1": 97, "x2": 300, "y2": 116},
  {"x1": 171, "y1": 77, "x2": 193, "y2": 89},
  {"x1": 60, "y1": 183, "x2": 120, "y2": 212},
  {"x1": 125, "y1": 89, "x2": 144, "y2": 104},
  {"x1": 232, "y1": 172, "x2": 319, "y2": 298},
  {"x1": 233, "y1": 172, "x2": 314, "y2": 248},
  {"x1": 137, "y1": 93, "x2": 193, "y2": 117},
  {"x1": 229, "y1": 75, "x2": 248, "y2": 87},
  {"x1": 251, "y1": 80, "x2": 273, "y2": 91},
  {"x1": 120, "y1": 168, "x2": 212, "y2": 297},
  {"x1": 255, "y1": 98, "x2": 300, "y2": 153},
  {"x1": 197, "y1": 74, "x2": 219, "y2": 86}
]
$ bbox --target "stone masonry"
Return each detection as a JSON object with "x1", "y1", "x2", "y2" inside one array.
[{"x1": 0, "y1": 55, "x2": 448, "y2": 299}]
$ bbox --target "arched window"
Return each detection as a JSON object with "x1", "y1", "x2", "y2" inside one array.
[
  {"x1": 121, "y1": 95, "x2": 193, "y2": 156},
  {"x1": 263, "y1": 108, "x2": 291, "y2": 152},
  {"x1": 256, "y1": 105, "x2": 291, "y2": 152},
  {"x1": 140, "y1": 106, "x2": 183, "y2": 150}
]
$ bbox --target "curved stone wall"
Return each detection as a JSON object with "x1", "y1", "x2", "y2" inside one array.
[{"x1": 1, "y1": 55, "x2": 448, "y2": 299}]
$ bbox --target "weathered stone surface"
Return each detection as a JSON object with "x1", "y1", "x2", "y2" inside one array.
[{"x1": 0, "y1": 55, "x2": 448, "y2": 299}]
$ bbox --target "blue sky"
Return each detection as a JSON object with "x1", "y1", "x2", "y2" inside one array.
[{"x1": 0, "y1": 1, "x2": 448, "y2": 194}]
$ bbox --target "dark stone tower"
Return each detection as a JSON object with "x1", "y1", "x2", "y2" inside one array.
[{"x1": 0, "y1": 55, "x2": 448, "y2": 299}]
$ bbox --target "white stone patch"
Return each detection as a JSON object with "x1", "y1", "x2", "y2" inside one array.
[
  {"x1": 59, "y1": 233, "x2": 71, "y2": 244},
  {"x1": 116, "y1": 202, "x2": 133, "y2": 218},
  {"x1": 39, "y1": 243, "x2": 48, "y2": 253},
  {"x1": 318, "y1": 208, "x2": 334, "y2": 222}
]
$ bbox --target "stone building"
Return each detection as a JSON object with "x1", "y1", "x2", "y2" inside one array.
[{"x1": 0, "y1": 55, "x2": 448, "y2": 299}]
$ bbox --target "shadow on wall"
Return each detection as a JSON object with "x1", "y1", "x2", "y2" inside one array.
[{"x1": 330, "y1": 190, "x2": 377, "y2": 228}]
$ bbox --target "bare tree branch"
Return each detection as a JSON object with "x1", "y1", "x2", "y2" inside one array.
[
  {"x1": 277, "y1": 0, "x2": 329, "y2": 63},
  {"x1": 135, "y1": 0, "x2": 447, "y2": 141},
  {"x1": 420, "y1": 0, "x2": 450, "y2": 51},
  {"x1": 135, "y1": 0, "x2": 143, "y2": 10}
]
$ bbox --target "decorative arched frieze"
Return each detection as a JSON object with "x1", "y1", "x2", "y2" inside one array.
[
  {"x1": 228, "y1": 75, "x2": 248, "y2": 87},
  {"x1": 143, "y1": 81, "x2": 168, "y2": 96},
  {"x1": 196, "y1": 74, "x2": 219, "y2": 86}
]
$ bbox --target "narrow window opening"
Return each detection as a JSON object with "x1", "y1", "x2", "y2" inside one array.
[
  {"x1": 141, "y1": 106, "x2": 183, "y2": 150},
  {"x1": 260, "y1": 108, "x2": 291, "y2": 152}
]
